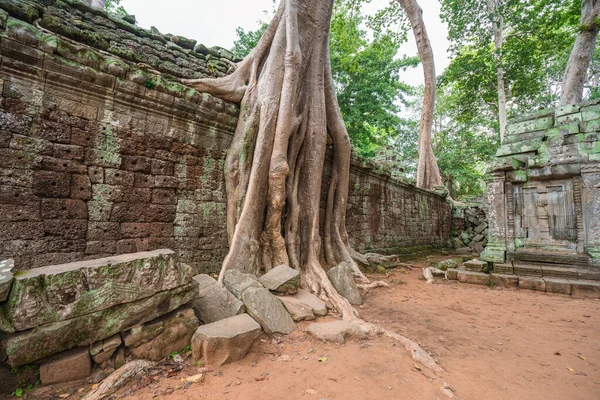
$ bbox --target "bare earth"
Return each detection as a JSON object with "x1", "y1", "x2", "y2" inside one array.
[{"x1": 34, "y1": 255, "x2": 600, "y2": 400}]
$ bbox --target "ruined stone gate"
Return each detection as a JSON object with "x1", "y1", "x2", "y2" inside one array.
[{"x1": 0, "y1": 0, "x2": 452, "y2": 275}]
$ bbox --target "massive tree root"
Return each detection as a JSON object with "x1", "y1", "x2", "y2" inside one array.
[{"x1": 183, "y1": 0, "x2": 442, "y2": 373}]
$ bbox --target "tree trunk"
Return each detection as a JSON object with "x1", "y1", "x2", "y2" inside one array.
[
  {"x1": 396, "y1": 0, "x2": 443, "y2": 190},
  {"x1": 560, "y1": 0, "x2": 600, "y2": 105},
  {"x1": 486, "y1": 0, "x2": 507, "y2": 141},
  {"x1": 182, "y1": 0, "x2": 442, "y2": 372}
]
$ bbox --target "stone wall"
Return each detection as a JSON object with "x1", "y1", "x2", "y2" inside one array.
[{"x1": 0, "y1": 0, "x2": 451, "y2": 274}]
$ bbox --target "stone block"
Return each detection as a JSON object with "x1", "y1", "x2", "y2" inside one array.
[
  {"x1": 90, "y1": 334, "x2": 122, "y2": 364},
  {"x1": 543, "y1": 278, "x2": 571, "y2": 295},
  {"x1": 223, "y1": 270, "x2": 263, "y2": 300},
  {"x1": 2, "y1": 282, "x2": 197, "y2": 366},
  {"x1": 191, "y1": 314, "x2": 262, "y2": 367},
  {"x1": 0, "y1": 258, "x2": 14, "y2": 302},
  {"x1": 191, "y1": 274, "x2": 245, "y2": 324},
  {"x1": 327, "y1": 262, "x2": 362, "y2": 305},
  {"x1": 241, "y1": 287, "x2": 296, "y2": 336},
  {"x1": 570, "y1": 280, "x2": 600, "y2": 299},
  {"x1": 436, "y1": 259, "x2": 458, "y2": 271},
  {"x1": 463, "y1": 259, "x2": 487, "y2": 272},
  {"x1": 292, "y1": 289, "x2": 327, "y2": 316},
  {"x1": 446, "y1": 268, "x2": 458, "y2": 280},
  {"x1": 126, "y1": 307, "x2": 199, "y2": 361},
  {"x1": 474, "y1": 222, "x2": 488, "y2": 234},
  {"x1": 279, "y1": 296, "x2": 315, "y2": 322},
  {"x1": 40, "y1": 347, "x2": 91, "y2": 385},
  {"x1": 518, "y1": 277, "x2": 546, "y2": 292},
  {"x1": 2, "y1": 249, "x2": 193, "y2": 331},
  {"x1": 457, "y1": 270, "x2": 490, "y2": 286},
  {"x1": 259, "y1": 265, "x2": 300, "y2": 295},
  {"x1": 493, "y1": 263, "x2": 514, "y2": 275},
  {"x1": 306, "y1": 321, "x2": 366, "y2": 344},
  {"x1": 33, "y1": 170, "x2": 71, "y2": 198},
  {"x1": 490, "y1": 274, "x2": 518, "y2": 288}
]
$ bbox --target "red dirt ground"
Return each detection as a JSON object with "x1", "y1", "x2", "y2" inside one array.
[{"x1": 29, "y1": 255, "x2": 600, "y2": 400}]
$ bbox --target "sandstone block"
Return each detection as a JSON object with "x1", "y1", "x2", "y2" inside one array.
[
  {"x1": 279, "y1": 296, "x2": 315, "y2": 322},
  {"x1": 543, "y1": 278, "x2": 571, "y2": 295},
  {"x1": 2, "y1": 282, "x2": 197, "y2": 367},
  {"x1": 90, "y1": 334, "x2": 122, "y2": 364},
  {"x1": 192, "y1": 314, "x2": 262, "y2": 366},
  {"x1": 327, "y1": 263, "x2": 362, "y2": 305},
  {"x1": 306, "y1": 321, "x2": 366, "y2": 344},
  {"x1": 242, "y1": 287, "x2": 296, "y2": 336},
  {"x1": 518, "y1": 277, "x2": 546, "y2": 292},
  {"x1": 436, "y1": 259, "x2": 458, "y2": 271},
  {"x1": 40, "y1": 347, "x2": 91, "y2": 385},
  {"x1": 223, "y1": 270, "x2": 263, "y2": 300},
  {"x1": 491, "y1": 274, "x2": 519, "y2": 288},
  {"x1": 0, "y1": 258, "x2": 14, "y2": 302},
  {"x1": 570, "y1": 280, "x2": 600, "y2": 299},
  {"x1": 126, "y1": 307, "x2": 199, "y2": 361},
  {"x1": 493, "y1": 263, "x2": 514, "y2": 275},
  {"x1": 458, "y1": 270, "x2": 490, "y2": 286},
  {"x1": 2, "y1": 249, "x2": 193, "y2": 331},
  {"x1": 259, "y1": 265, "x2": 300, "y2": 295},
  {"x1": 446, "y1": 268, "x2": 458, "y2": 280},
  {"x1": 292, "y1": 289, "x2": 327, "y2": 316},
  {"x1": 463, "y1": 259, "x2": 487, "y2": 273},
  {"x1": 192, "y1": 274, "x2": 245, "y2": 324}
]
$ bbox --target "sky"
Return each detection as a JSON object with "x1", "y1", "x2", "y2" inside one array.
[{"x1": 120, "y1": 0, "x2": 451, "y2": 85}]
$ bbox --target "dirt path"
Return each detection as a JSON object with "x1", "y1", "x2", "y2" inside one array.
[{"x1": 32, "y1": 255, "x2": 600, "y2": 400}]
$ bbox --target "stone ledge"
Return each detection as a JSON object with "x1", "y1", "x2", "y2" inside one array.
[{"x1": 457, "y1": 270, "x2": 490, "y2": 286}]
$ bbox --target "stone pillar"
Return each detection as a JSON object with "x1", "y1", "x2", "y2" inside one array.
[
  {"x1": 480, "y1": 171, "x2": 508, "y2": 263},
  {"x1": 581, "y1": 164, "x2": 600, "y2": 265}
]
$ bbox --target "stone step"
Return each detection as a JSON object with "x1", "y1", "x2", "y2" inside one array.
[
  {"x1": 508, "y1": 251, "x2": 591, "y2": 266},
  {"x1": 191, "y1": 314, "x2": 262, "y2": 367}
]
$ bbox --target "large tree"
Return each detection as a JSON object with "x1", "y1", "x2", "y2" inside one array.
[
  {"x1": 184, "y1": 0, "x2": 440, "y2": 371},
  {"x1": 561, "y1": 0, "x2": 600, "y2": 104}
]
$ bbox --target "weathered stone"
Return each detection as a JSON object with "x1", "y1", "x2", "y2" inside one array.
[
  {"x1": 518, "y1": 277, "x2": 546, "y2": 292},
  {"x1": 0, "y1": 258, "x2": 14, "y2": 302},
  {"x1": 327, "y1": 263, "x2": 362, "y2": 305},
  {"x1": 306, "y1": 321, "x2": 366, "y2": 344},
  {"x1": 292, "y1": 289, "x2": 327, "y2": 316},
  {"x1": 462, "y1": 259, "x2": 488, "y2": 273},
  {"x1": 474, "y1": 222, "x2": 488, "y2": 234},
  {"x1": 279, "y1": 296, "x2": 315, "y2": 322},
  {"x1": 2, "y1": 282, "x2": 197, "y2": 367},
  {"x1": 2, "y1": 249, "x2": 193, "y2": 332},
  {"x1": 493, "y1": 263, "x2": 514, "y2": 275},
  {"x1": 446, "y1": 268, "x2": 458, "y2": 280},
  {"x1": 436, "y1": 259, "x2": 458, "y2": 271},
  {"x1": 458, "y1": 270, "x2": 490, "y2": 286},
  {"x1": 456, "y1": 247, "x2": 473, "y2": 255},
  {"x1": 241, "y1": 287, "x2": 296, "y2": 336},
  {"x1": 259, "y1": 265, "x2": 300, "y2": 295},
  {"x1": 430, "y1": 268, "x2": 446, "y2": 277},
  {"x1": 40, "y1": 347, "x2": 91, "y2": 385},
  {"x1": 223, "y1": 270, "x2": 263, "y2": 300},
  {"x1": 126, "y1": 307, "x2": 199, "y2": 361},
  {"x1": 543, "y1": 278, "x2": 571, "y2": 295},
  {"x1": 450, "y1": 238, "x2": 463, "y2": 250},
  {"x1": 490, "y1": 274, "x2": 519, "y2": 288},
  {"x1": 90, "y1": 334, "x2": 122, "y2": 364},
  {"x1": 191, "y1": 274, "x2": 245, "y2": 324},
  {"x1": 191, "y1": 314, "x2": 262, "y2": 366},
  {"x1": 570, "y1": 280, "x2": 600, "y2": 299}
]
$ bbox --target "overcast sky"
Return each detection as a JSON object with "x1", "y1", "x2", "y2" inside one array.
[{"x1": 120, "y1": 0, "x2": 450, "y2": 85}]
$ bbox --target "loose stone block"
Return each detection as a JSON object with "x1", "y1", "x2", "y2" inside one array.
[
  {"x1": 279, "y1": 296, "x2": 315, "y2": 322},
  {"x1": 223, "y1": 270, "x2": 263, "y2": 300},
  {"x1": 306, "y1": 321, "x2": 366, "y2": 344},
  {"x1": 2, "y1": 249, "x2": 192, "y2": 332},
  {"x1": 192, "y1": 274, "x2": 245, "y2": 324},
  {"x1": 518, "y1": 277, "x2": 546, "y2": 292},
  {"x1": 446, "y1": 268, "x2": 458, "y2": 280},
  {"x1": 570, "y1": 280, "x2": 600, "y2": 299},
  {"x1": 191, "y1": 314, "x2": 262, "y2": 366},
  {"x1": 259, "y1": 265, "x2": 300, "y2": 295},
  {"x1": 40, "y1": 347, "x2": 91, "y2": 385},
  {"x1": 0, "y1": 258, "x2": 14, "y2": 302},
  {"x1": 457, "y1": 270, "x2": 490, "y2": 286},
  {"x1": 2, "y1": 282, "x2": 197, "y2": 367},
  {"x1": 327, "y1": 262, "x2": 362, "y2": 305},
  {"x1": 292, "y1": 289, "x2": 327, "y2": 316},
  {"x1": 491, "y1": 274, "x2": 519, "y2": 288},
  {"x1": 436, "y1": 259, "x2": 458, "y2": 271},
  {"x1": 241, "y1": 287, "x2": 296, "y2": 336},
  {"x1": 125, "y1": 307, "x2": 199, "y2": 361},
  {"x1": 90, "y1": 334, "x2": 122, "y2": 364},
  {"x1": 462, "y1": 259, "x2": 488, "y2": 273},
  {"x1": 543, "y1": 278, "x2": 571, "y2": 295}
]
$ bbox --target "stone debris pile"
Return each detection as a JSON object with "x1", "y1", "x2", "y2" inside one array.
[{"x1": 450, "y1": 205, "x2": 488, "y2": 255}]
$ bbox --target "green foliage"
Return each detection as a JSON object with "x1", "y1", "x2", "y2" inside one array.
[
  {"x1": 14, "y1": 388, "x2": 23, "y2": 397},
  {"x1": 232, "y1": 24, "x2": 268, "y2": 59},
  {"x1": 106, "y1": 0, "x2": 127, "y2": 16}
]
